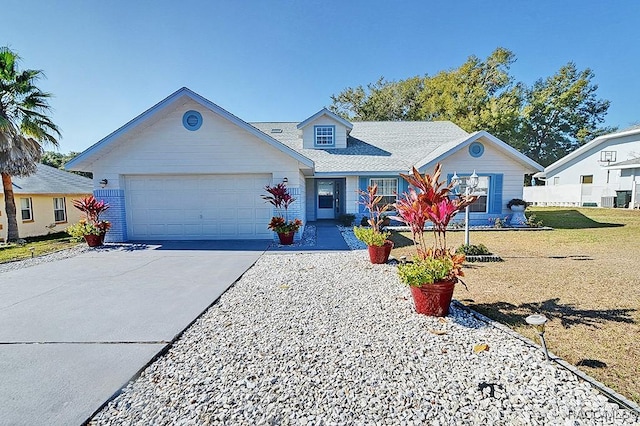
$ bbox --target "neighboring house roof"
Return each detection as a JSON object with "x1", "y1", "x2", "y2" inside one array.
[
  {"x1": 66, "y1": 87, "x2": 314, "y2": 171},
  {"x1": 3, "y1": 164, "x2": 92, "y2": 194},
  {"x1": 536, "y1": 126, "x2": 640, "y2": 178},
  {"x1": 604, "y1": 157, "x2": 640, "y2": 170},
  {"x1": 252, "y1": 122, "x2": 543, "y2": 175}
]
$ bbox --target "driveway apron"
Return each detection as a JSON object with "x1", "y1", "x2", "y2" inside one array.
[{"x1": 0, "y1": 241, "x2": 267, "y2": 426}]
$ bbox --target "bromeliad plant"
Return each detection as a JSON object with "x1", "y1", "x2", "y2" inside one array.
[
  {"x1": 393, "y1": 163, "x2": 478, "y2": 286},
  {"x1": 262, "y1": 183, "x2": 302, "y2": 234}
]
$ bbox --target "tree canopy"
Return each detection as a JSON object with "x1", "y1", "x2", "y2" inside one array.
[
  {"x1": 41, "y1": 150, "x2": 92, "y2": 178},
  {"x1": 1, "y1": 46, "x2": 60, "y2": 241},
  {"x1": 330, "y1": 48, "x2": 613, "y2": 167}
]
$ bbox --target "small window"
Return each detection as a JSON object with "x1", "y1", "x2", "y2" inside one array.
[
  {"x1": 581, "y1": 175, "x2": 594, "y2": 184},
  {"x1": 20, "y1": 198, "x2": 33, "y2": 221},
  {"x1": 457, "y1": 176, "x2": 490, "y2": 213},
  {"x1": 553, "y1": 176, "x2": 560, "y2": 186},
  {"x1": 600, "y1": 151, "x2": 617, "y2": 162},
  {"x1": 369, "y1": 178, "x2": 398, "y2": 209},
  {"x1": 314, "y1": 125, "x2": 335, "y2": 146},
  {"x1": 53, "y1": 197, "x2": 67, "y2": 223}
]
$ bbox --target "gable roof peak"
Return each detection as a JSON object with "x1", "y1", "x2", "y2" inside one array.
[{"x1": 297, "y1": 108, "x2": 353, "y2": 130}]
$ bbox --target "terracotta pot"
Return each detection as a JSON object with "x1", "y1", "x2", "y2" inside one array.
[
  {"x1": 277, "y1": 231, "x2": 295, "y2": 245},
  {"x1": 410, "y1": 279, "x2": 456, "y2": 316},
  {"x1": 367, "y1": 240, "x2": 394, "y2": 264},
  {"x1": 83, "y1": 234, "x2": 103, "y2": 247}
]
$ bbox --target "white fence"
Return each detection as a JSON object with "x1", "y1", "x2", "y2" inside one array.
[{"x1": 524, "y1": 184, "x2": 622, "y2": 207}]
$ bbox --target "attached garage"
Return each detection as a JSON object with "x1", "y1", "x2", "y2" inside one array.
[{"x1": 125, "y1": 174, "x2": 272, "y2": 240}]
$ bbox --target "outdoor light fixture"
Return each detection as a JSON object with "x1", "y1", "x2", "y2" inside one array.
[
  {"x1": 282, "y1": 177, "x2": 288, "y2": 184},
  {"x1": 452, "y1": 170, "x2": 479, "y2": 245},
  {"x1": 99, "y1": 179, "x2": 108, "y2": 188},
  {"x1": 526, "y1": 314, "x2": 550, "y2": 361}
]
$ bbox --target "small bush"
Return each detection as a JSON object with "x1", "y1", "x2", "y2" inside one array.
[
  {"x1": 360, "y1": 216, "x2": 370, "y2": 227},
  {"x1": 337, "y1": 214, "x2": 355, "y2": 226},
  {"x1": 353, "y1": 226, "x2": 390, "y2": 246},
  {"x1": 526, "y1": 213, "x2": 544, "y2": 228},
  {"x1": 456, "y1": 243, "x2": 492, "y2": 256}
]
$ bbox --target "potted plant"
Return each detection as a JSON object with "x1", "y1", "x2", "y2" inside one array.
[
  {"x1": 262, "y1": 182, "x2": 302, "y2": 245},
  {"x1": 353, "y1": 184, "x2": 394, "y2": 264},
  {"x1": 393, "y1": 163, "x2": 477, "y2": 316},
  {"x1": 66, "y1": 195, "x2": 111, "y2": 247},
  {"x1": 507, "y1": 198, "x2": 528, "y2": 226}
]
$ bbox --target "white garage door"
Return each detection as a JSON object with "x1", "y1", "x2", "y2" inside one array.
[{"x1": 125, "y1": 174, "x2": 273, "y2": 240}]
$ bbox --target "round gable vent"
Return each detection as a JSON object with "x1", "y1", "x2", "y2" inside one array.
[
  {"x1": 469, "y1": 142, "x2": 484, "y2": 158},
  {"x1": 182, "y1": 110, "x2": 202, "y2": 131}
]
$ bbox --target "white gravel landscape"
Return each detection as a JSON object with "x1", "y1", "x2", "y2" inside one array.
[{"x1": 90, "y1": 249, "x2": 639, "y2": 425}]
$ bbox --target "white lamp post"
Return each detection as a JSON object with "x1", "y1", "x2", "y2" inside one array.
[{"x1": 452, "y1": 170, "x2": 479, "y2": 246}]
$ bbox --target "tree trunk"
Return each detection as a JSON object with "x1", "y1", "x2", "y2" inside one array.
[{"x1": 1, "y1": 172, "x2": 20, "y2": 242}]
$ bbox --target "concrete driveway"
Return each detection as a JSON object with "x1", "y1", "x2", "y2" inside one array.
[{"x1": 0, "y1": 241, "x2": 268, "y2": 426}]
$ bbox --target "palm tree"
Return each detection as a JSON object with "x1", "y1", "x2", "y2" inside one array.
[{"x1": 0, "y1": 47, "x2": 60, "y2": 242}]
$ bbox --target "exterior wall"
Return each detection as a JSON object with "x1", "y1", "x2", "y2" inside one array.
[
  {"x1": 301, "y1": 116, "x2": 348, "y2": 149},
  {"x1": 85, "y1": 99, "x2": 305, "y2": 241},
  {"x1": 345, "y1": 176, "x2": 359, "y2": 215},
  {"x1": 0, "y1": 193, "x2": 89, "y2": 240},
  {"x1": 545, "y1": 136, "x2": 640, "y2": 187},
  {"x1": 90, "y1": 99, "x2": 302, "y2": 191}
]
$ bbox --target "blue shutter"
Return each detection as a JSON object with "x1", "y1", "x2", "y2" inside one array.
[
  {"x1": 358, "y1": 177, "x2": 368, "y2": 214},
  {"x1": 489, "y1": 174, "x2": 503, "y2": 214}
]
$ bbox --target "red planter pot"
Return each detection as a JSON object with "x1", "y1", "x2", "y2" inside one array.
[
  {"x1": 83, "y1": 234, "x2": 104, "y2": 247},
  {"x1": 277, "y1": 231, "x2": 295, "y2": 245},
  {"x1": 367, "y1": 240, "x2": 394, "y2": 264},
  {"x1": 410, "y1": 279, "x2": 456, "y2": 316}
]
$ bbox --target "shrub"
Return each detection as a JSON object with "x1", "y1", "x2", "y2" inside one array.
[
  {"x1": 397, "y1": 257, "x2": 455, "y2": 287},
  {"x1": 353, "y1": 226, "x2": 390, "y2": 247},
  {"x1": 456, "y1": 243, "x2": 492, "y2": 256},
  {"x1": 507, "y1": 198, "x2": 528, "y2": 209},
  {"x1": 337, "y1": 214, "x2": 355, "y2": 226}
]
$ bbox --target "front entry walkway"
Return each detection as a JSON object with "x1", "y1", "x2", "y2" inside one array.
[{"x1": 267, "y1": 221, "x2": 350, "y2": 252}]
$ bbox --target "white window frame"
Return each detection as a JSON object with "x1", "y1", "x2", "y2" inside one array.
[
  {"x1": 20, "y1": 198, "x2": 33, "y2": 221},
  {"x1": 458, "y1": 176, "x2": 490, "y2": 213},
  {"x1": 600, "y1": 151, "x2": 617, "y2": 162},
  {"x1": 314, "y1": 125, "x2": 335, "y2": 147},
  {"x1": 553, "y1": 176, "x2": 560, "y2": 186},
  {"x1": 53, "y1": 197, "x2": 67, "y2": 223},
  {"x1": 369, "y1": 178, "x2": 398, "y2": 209}
]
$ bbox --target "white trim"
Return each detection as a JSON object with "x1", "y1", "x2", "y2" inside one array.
[
  {"x1": 415, "y1": 131, "x2": 543, "y2": 173},
  {"x1": 543, "y1": 127, "x2": 640, "y2": 176},
  {"x1": 66, "y1": 87, "x2": 314, "y2": 171},
  {"x1": 296, "y1": 108, "x2": 353, "y2": 131}
]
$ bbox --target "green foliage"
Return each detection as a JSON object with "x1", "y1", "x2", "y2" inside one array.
[
  {"x1": 41, "y1": 151, "x2": 92, "y2": 178},
  {"x1": 337, "y1": 213, "x2": 355, "y2": 226},
  {"x1": 66, "y1": 220, "x2": 104, "y2": 239},
  {"x1": 507, "y1": 198, "x2": 528, "y2": 209},
  {"x1": 525, "y1": 213, "x2": 544, "y2": 228},
  {"x1": 353, "y1": 226, "x2": 390, "y2": 247},
  {"x1": 456, "y1": 244, "x2": 492, "y2": 256},
  {"x1": 397, "y1": 257, "x2": 455, "y2": 287},
  {"x1": 330, "y1": 48, "x2": 613, "y2": 167}
]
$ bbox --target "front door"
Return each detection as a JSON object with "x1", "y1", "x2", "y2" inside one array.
[{"x1": 317, "y1": 180, "x2": 335, "y2": 219}]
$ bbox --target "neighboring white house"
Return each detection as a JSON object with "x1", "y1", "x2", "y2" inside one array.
[
  {"x1": 66, "y1": 87, "x2": 542, "y2": 242},
  {"x1": 526, "y1": 126, "x2": 640, "y2": 208}
]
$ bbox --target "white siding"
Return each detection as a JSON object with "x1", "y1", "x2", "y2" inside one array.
[
  {"x1": 546, "y1": 135, "x2": 640, "y2": 187},
  {"x1": 301, "y1": 116, "x2": 348, "y2": 149},
  {"x1": 345, "y1": 176, "x2": 359, "y2": 214},
  {"x1": 438, "y1": 139, "x2": 530, "y2": 215},
  {"x1": 90, "y1": 99, "x2": 301, "y2": 190}
]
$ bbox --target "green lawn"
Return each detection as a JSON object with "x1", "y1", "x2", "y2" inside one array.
[{"x1": 0, "y1": 232, "x2": 80, "y2": 264}]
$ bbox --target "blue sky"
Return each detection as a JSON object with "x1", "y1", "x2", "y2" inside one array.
[{"x1": 3, "y1": 0, "x2": 639, "y2": 153}]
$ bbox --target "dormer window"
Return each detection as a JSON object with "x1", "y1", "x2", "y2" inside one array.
[{"x1": 314, "y1": 125, "x2": 335, "y2": 147}]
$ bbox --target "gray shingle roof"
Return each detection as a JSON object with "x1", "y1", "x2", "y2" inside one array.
[
  {"x1": 4, "y1": 164, "x2": 92, "y2": 194},
  {"x1": 250, "y1": 121, "x2": 469, "y2": 173}
]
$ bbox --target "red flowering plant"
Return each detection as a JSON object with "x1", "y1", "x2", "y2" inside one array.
[
  {"x1": 67, "y1": 195, "x2": 112, "y2": 238},
  {"x1": 262, "y1": 183, "x2": 302, "y2": 234},
  {"x1": 393, "y1": 164, "x2": 477, "y2": 286}
]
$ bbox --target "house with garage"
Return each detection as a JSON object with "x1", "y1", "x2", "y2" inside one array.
[
  {"x1": 0, "y1": 164, "x2": 92, "y2": 241},
  {"x1": 525, "y1": 126, "x2": 640, "y2": 208},
  {"x1": 66, "y1": 87, "x2": 543, "y2": 242}
]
